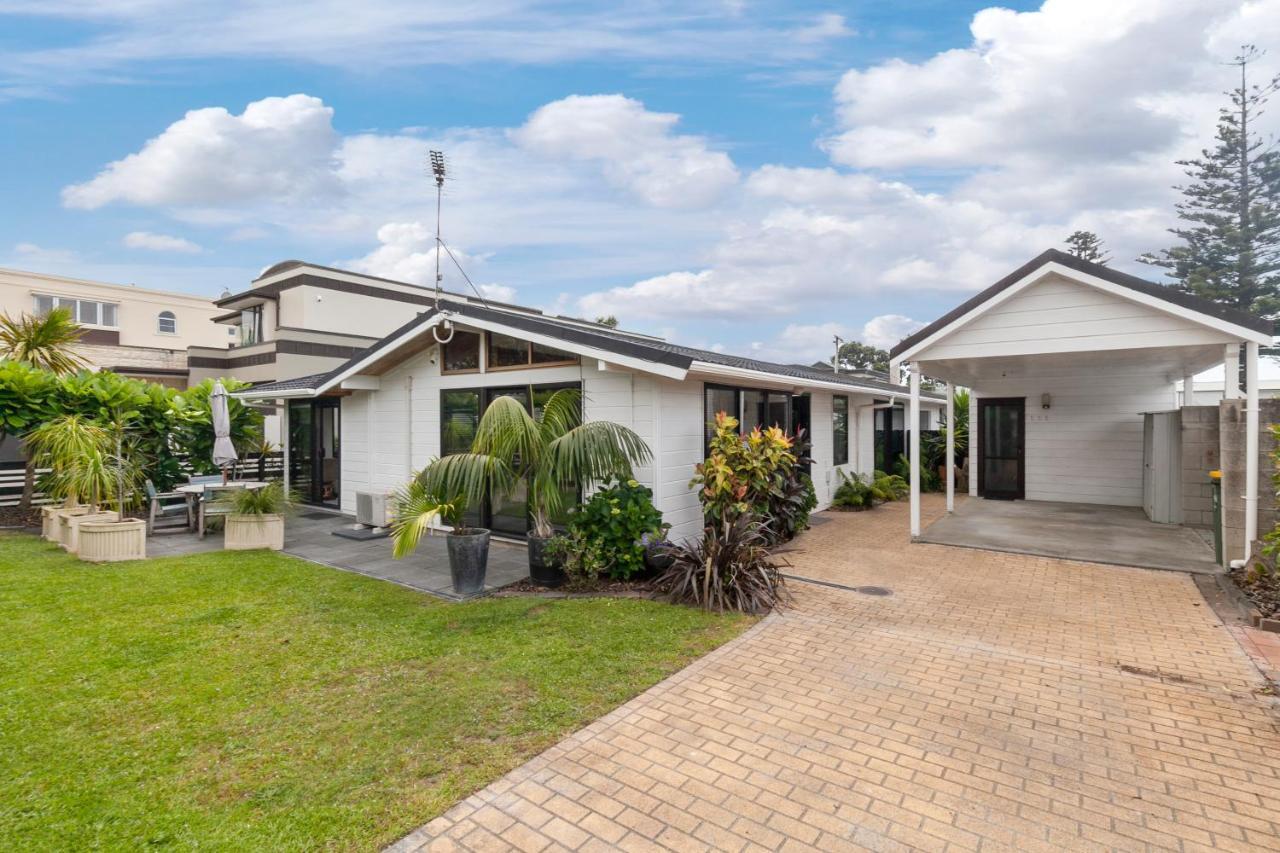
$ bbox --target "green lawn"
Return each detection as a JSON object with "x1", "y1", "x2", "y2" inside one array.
[{"x1": 0, "y1": 534, "x2": 749, "y2": 851}]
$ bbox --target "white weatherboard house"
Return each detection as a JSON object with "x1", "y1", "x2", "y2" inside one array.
[
  {"x1": 235, "y1": 275, "x2": 945, "y2": 542},
  {"x1": 890, "y1": 249, "x2": 1274, "y2": 569}
]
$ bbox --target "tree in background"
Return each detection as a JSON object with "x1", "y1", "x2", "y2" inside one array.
[
  {"x1": 836, "y1": 340, "x2": 890, "y2": 372},
  {"x1": 1064, "y1": 231, "x2": 1111, "y2": 265},
  {"x1": 594, "y1": 315, "x2": 619, "y2": 327},
  {"x1": 1140, "y1": 45, "x2": 1280, "y2": 317},
  {"x1": 0, "y1": 307, "x2": 86, "y2": 377}
]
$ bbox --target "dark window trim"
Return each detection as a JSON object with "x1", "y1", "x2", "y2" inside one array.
[
  {"x1": 833, "y1": 394, "x2": 850, "y2": 466},
  {"x1": 703, "y1": 382, "x2": 795, "y2": 454},
  {"x1": 485, "y1": 330, "x2": 579, "y2": 372}
]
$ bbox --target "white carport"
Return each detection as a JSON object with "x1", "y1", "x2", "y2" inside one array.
[{"x1": 890, "y1": 250, "x2": 1274, "y2": 565}]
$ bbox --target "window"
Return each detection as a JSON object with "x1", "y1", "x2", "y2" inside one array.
[
  {"x1": 442, "y1": 330, "x2": 481, "y2": 372},
  {"x1": 33, "y1": 294, "x2": 118, "y2": 327},
  {"x1": 919, "y1": 410, "x2": 931, "y2": 431},
  {"x1": 157, "y1": 310, "x2": 177, "y2": 334},
  {"x1": 239, "y1": 306, "x2": 264, "y2": 346},
  {"x1": 487, "y1": 332, "x2": 529, "y2": 368},
  {"x1": 833, "y1": 395, "x2": 849, "y2": 466},
  {"x1": 485, "y1": 332, "x2": 577, "y2": 369},
  {"x1": 704, "y1": 383, "x2": 794, "y2": 450}
]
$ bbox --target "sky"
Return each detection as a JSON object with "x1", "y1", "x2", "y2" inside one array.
[{"x1": 2, "y1": 0, "x2": 1279, "y2": 366}]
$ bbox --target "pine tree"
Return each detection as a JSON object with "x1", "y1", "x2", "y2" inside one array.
[
  {"x1": 1140, "y1": 46, "x2": 1280, "y2": 317},
  {"x1": 1064, "y1": 231, "x2": 1110, "y2": 265}
]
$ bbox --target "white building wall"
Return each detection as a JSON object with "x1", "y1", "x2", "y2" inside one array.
[
  {"x1": 973, "y1": 364, "x2": 1175, "y2": 506},
  {"x1": 917, "y1": 273, "x2": 1235, "y2": 362},
  {"x1": 288, "y1": 284, "x2": 430, "y2": 339}
]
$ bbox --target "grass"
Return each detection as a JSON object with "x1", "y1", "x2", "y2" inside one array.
[{"x1": 0, "y1": 534, "x2": 750, "y2": 851}]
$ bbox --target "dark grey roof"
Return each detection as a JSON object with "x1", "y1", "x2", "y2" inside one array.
[
  {"x1": 890, "y1": 249, "x2": 1274, "y2": 358},
  {"x1": 244, "y1": 372, "x2": 335, "y2": 394},
  {"x1": 241, "y1": 299, "x2": 944, "y2": 400}
]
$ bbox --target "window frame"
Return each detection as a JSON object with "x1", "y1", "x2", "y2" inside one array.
[
  {"x1": 483, "y1": 331, "x2": 579, "y2": 373},
  {"x1": 441, "y1": 330, "x2": 483, "y2": 375},
  {"x1": 33, "y1": 294, "x2": 119, "y2": 329},
  {"x1": 703, "y1": 382, "x2": 795, "y2": 453},
  {"x1": 157, "y1": 310, "x2": 177, "y2": 335},
  {"x1": 239, "y1": 305, "x2": 264, "y2": 347},
  {"x1": 833, "y1": 395, "x2": 850, "y2": 466}
]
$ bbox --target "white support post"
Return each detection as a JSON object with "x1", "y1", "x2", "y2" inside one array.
[
  {"x1": 1224, "y1": 343, "x2": 1241, "y2": 399},
  {"x1": 1245, "y1": 341, "x2": 1260, "y2": 560},
  {"x1": 279, "y1": 401, "x2": 289, "y2": 495},
  {"x1": 1182, "y1": 371, "x2": 1195, "y2": 407},
  {"x1": 909, "y1": 367, "x2": 921, "y2": 537},
  {"x1": 968, "y1": 391, "x2": 979, "y2": 497},
  {"x1": 945, "y1": 382, "x2": 955, "y2": 513}
]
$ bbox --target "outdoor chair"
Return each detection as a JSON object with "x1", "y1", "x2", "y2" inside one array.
[
  {"x1": 198, "y1": 484, "x2": 244, "y2": 539},
  {"x1": 145, "y1": 480, "x2": 191, "y2": 535}
]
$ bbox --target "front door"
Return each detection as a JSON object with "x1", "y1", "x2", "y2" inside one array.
[
  {"x1": 287, "y1": 398, "x2": 341, "y2": 506},
  {"x1": 978, "y1": 398, "x2": 1024, "y2": 500}
]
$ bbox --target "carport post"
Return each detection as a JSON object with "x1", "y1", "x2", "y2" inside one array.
[
  {"x1": 1245, "y1": 341, "x2": 1259, "y2": 560},
  {"x1": 910, "y1": 367, "x2": 921, "y2": 537},
  {"x1": 945, "y1": 382, "x2": 954, "y2": 513},
  {"x1": 1224, "y1": 343, "x2": 1241, "y2": 398}
]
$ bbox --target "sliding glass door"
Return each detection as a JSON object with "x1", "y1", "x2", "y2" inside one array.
[
  {"x1": 439, "y1": 382, "x2": 579, "y2": 537},
  {"x1": 288, "y1": 398, "x2": 341, "y2": 506}
]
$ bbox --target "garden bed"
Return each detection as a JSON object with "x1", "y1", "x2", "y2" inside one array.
[{"x1": 1230, "y1": 564, "x2": 1280, "y2": 623}]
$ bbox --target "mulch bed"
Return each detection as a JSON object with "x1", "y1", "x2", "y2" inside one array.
[
  {"x1": 497, "y1": 576, "x2": 667, "y2": 599},
  {"x1": 1230, "y1": 565, "x2": 1280, "y2": 619},
  {"x1": 0, "y1": 506, "x2": 41, "y2": 529}
]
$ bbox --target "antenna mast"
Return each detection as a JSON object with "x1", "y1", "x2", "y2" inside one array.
[{"x1": 832, "y1": 334, "x2": 844, "y2": 374}]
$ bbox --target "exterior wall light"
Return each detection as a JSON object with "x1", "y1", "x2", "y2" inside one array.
[{"x1": 1041, "y1": 393, "x2": 1052, "y2": 409}]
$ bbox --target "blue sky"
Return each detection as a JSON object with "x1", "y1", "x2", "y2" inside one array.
[{"x1": 1, "y1": 0, "x2": 1276, "y2": 364}]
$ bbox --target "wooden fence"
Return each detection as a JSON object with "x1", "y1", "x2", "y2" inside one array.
[{"x1": 0, "y1": 453, "x2": 285, "y2": 508}]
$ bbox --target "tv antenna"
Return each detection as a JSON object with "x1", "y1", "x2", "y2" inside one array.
[
  {"x1": 832, "y1": 334, "x2": 844, "y2": 374},
  {"x1": 427, "y1": 150, "x2": 491, "y2": 346}
]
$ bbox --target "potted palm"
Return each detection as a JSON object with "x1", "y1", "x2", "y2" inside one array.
[
  {"x1": 426, "y1": 388, "x2": 651, "y2": 587},
  {"x1": 390, "y1": 474, "x2": 487, "y2": 595},
  {"x1": 222, "y1": 481, "x2": 293, "y2": 550},
  {"x1": 27, "y1": 414, "x2": 146, "y2": 561}
]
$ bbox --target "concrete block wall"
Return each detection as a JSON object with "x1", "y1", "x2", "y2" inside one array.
[
  {"x1": 1179, "y1": 406, "x2": 1219, "y2": 529},
  {"x1": 1219, "y1": 398, "x2": 1280, "y2": 563}
]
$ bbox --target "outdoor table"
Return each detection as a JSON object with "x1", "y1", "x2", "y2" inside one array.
[{"x1": 173, "y1": 481, "x2": 268, "y2": 531}]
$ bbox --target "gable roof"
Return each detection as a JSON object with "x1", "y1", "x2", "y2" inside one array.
[
  {"x1": 889, "y1": 249, "x2": 1273, "y2": 360},
  {"x1": 236, "y1": 298, "x2": 944, "y2": 401}
]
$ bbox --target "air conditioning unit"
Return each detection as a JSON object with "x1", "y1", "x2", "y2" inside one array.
[{"x1": 355, "y1": 491, "x2": 393, "y2": 528}]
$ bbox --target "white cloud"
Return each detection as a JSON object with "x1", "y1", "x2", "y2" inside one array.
[
  {"x1": 63, "y1": 95, "x2": 340, "y2": 209},
  {"x1": 0, "y1": 3, "x2": 854, "y2": 98},
  {"x1": 122, "y1": 231, "x2": 202, "y2": 253},
  {"x1": 9, "y1": 242, "x2": 78, "y2": 265},
  {"x1": 511, "y1": 95, "x2": 738, "y2": 208},
  {"x1": 341, "y1": 220, "x2": 516, "y2": 302},
  {"x1": 861, "y1": 315, "x2": 923, "y2": 350}
]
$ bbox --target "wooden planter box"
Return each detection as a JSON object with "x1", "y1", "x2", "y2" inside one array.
[
  {"x1": 62, "y1": 510, "x2": 118, "y2": 554},
  {"x1": 77, "y1": 519, "x2": 147, "y2": 563},
  {"x1": 224, "y1": 514, "x2": 284, "y2": 551}
]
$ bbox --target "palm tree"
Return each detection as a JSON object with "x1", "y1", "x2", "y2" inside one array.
[
  {"x1": 0, "y1": 307, "x2": 88, "y2": 375},
  {"x1": 405, "y1": 388, "x2": 651, "y2": 541}
]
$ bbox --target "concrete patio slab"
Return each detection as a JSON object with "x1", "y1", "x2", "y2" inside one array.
[
  {"x1": 146, "y1": 510, "x2": 531, "y2": 600},
  {"x1": 917, "y1": 497, "x2": 1221, "y2": 573}
]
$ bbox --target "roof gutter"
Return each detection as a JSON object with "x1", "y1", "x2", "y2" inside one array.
[{"x1": 688, "y1": 361, "x2": 941, "y2": 401}]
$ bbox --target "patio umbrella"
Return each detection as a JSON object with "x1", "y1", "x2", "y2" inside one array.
[{"x1": 210, "y1": 381, "x2": 238, "y2": 480}]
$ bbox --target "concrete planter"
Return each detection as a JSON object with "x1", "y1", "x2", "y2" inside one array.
[
  {"x1": 527, "y1": 534, "x2": 565, "y2": 588},
  {"x1": 224, "y1": 513, "x2": 285, "y2": 551},
  {"x1": 48, "y1": 506, "x2": 91, "y2": 545},
  {"x1": 62, "y1": 510, "x2": 119, "y2": 554},
  {"x1": 77, "y1": 519, "x2": 146, "y2": 563}
]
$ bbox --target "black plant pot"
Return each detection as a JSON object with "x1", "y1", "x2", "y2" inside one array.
[
  {"x1": 446, "y1": 529, "x2": 490, "y2": 596},
  {"x1": 644, "y1": 544, "x2": 675, "y2": 574},
  {"x1": 527, "y1": 534, "x2": 566, "y2": 588}
]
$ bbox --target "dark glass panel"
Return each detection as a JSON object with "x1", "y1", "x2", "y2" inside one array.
[
  {"x1": 443, "y1": 331, "x2": 481, "y2": 372},
  {"x1": 531, "y1": 341, "x2": 576, "y2": 364},
  {"x1": 440, "y1": 390, "x2": 480, "y2": 455},
  {"x1": 766, "y1": 392, "x2": 790, "y2": 430},
  {"x1": 487, "y1": 332, "x2": 529, "y2": 368},
  {"x1": 833, "y1": 396, "x2": 849, "y2": 466}
]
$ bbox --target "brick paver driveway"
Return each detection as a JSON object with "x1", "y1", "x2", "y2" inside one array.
[{"x1": 393, "y1": 496, "x2": 1280, "y2": 852}]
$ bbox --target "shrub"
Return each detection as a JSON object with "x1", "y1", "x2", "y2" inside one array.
[
  {"x1": 692, "y1": 412, "x2": 808, "y2": 543},
  {"x1": 561, "y1": 478, "x2": 664, "y2": 580},
  {"x1": 223, "y1": 480, "x2": 296, "y2": 516},
  {"x1": 871, "y1": 470, "x2": 908, "y2": 501},
  {"x1": 893, "y1": 453, "x2": 939, "y2": 493},
  {"x1": 543, "y1": 529, "x2": 611, "y2": 587},
  {"x1": 656, "y1": 515, "x2": 790, "y2": 613},
  {"x1": 765, "y1": 428, "x2": 817, "y2": 541},
  {"x1": 831, "y1": 470, "x2": 875, "y2": 510}
]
